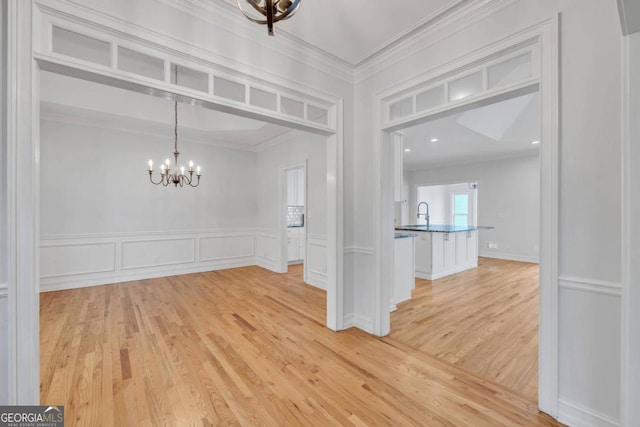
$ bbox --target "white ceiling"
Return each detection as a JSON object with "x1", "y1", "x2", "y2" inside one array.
[
  {"x1": 221, "y1": 0, "x2": 467, "y2": 65},
  {"x1": 402, "y1": 92, "x2": 541, "y2": 170},
  {"x1": 40, "y1": 71, "x2": 292, "y2": 149}
]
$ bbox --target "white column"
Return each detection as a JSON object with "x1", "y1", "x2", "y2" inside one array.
[{"x1": 6, "y1": 0, "x2": 40, "y2": 405}]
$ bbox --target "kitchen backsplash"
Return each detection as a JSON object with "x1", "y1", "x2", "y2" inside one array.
[{"x1": 287, "y1": 206, "x2": 304, "y2": 227}]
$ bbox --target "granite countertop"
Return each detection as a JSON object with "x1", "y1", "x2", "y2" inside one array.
[
  {"x1": 395, "y1": 233, "x2": 418, "y2": 239},
  {"x1": 395, "y1": 225, "x2": 494, "y2": 233}
]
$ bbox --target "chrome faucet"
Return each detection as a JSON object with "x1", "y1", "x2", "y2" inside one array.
[{"x1": 417, "y1": 202, "x2": 430, "y2": 228}]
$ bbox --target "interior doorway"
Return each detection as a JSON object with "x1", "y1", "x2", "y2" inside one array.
[
  {"x1": 388, "y1": 90, "x2": 542, "y2": 402},
  {"x1": 283, "y1": 165, "x2": 307, "y2": 279}
]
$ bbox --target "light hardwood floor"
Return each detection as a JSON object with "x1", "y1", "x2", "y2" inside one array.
[
  {"x1": 40, "y1": 263, "x2": 560, "y2": 426},
  {"x1": 389, "y1": 257, "x2": 539, "y2": 402}
]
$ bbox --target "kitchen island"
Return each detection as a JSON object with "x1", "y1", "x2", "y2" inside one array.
[{"x1": 395, "y1": 225, "x2": 492, "y2": 280}]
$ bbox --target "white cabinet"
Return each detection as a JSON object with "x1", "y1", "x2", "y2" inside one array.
[
  {"x1": 288, "y1": 227, "x2": 305, "y2": 263},
  {"x1": 287, "y1": 168, "x2": 305, "y2": 206},
  {"x1": 392, "y1": 236, "x2": 416, "y2": 310},
  {"x1": 412, "y1": 230, "x2": 479, "y2": 280}
]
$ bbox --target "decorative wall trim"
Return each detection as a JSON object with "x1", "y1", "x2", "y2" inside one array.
[
  {"x1": 343, "y1": 313, "x2": 374, "y2": 333},
  {"x1": 40, "y1": 229, "x2": 257, "y2": 292},
  {"x1": 558, "y1": 398, "x2": 620, "y2": 427},
  {"x1": 306, "y1": 234, "x2": 328, "y2": 290},
  {"x1": 478, "y1": 251, "x2": 540, "y2": 264},
  {"x1": 558, "y1": 277, "x2": 622, "y2": 298},
  {"x1": 256, "y1": 229, "x2": 282, "y2": 273},
  {"x1": 344, "y1": 246, "x2": 374, "y2": 256},
  {"x1": 354, "y1": 0, "x2": 521, "y2": 82},
  {"x1": 0, "y1": 284, "x2": 8, "y2": 299}
]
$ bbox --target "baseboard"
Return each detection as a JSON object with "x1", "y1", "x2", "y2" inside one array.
[
  {"x1": 40, "y1": 258, "x2": 256, "y2": 292},
  {"x1": 558, "y1": 399, "x2": 620, "y2": 427},
  {"x1": 416, "y1": 263, "x2": 477, "y2": 280},
  {"x1": 354, "y1": 315, "x2": 374, "y2": 334},
  {"x1": 256, "y1": 256, "x2": 281, "y2": 273},
  {"x1": 478, "y1": 251, "x2": 540, "y2": 264},
  {"x1": 343, "y1": 313, "x2": 355, "y2": 329}
]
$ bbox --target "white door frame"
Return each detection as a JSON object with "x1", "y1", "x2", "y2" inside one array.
[
  {"x1": 5, "y1": 0, "x2": 345, "y2": 404},
  {"x1": 371, "y1": 17, "x2": 560, "y2": 417}
]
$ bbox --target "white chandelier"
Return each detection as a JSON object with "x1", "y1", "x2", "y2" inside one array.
[
  {"x1": 236, "y1": 0, "x2": 302, "y2": 36},
  {"x1": 147, "y1": 67, "x2": 202, "y2": 188}
]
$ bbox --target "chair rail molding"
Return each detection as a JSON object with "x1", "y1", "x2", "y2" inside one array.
[{"x1": 0, "y1": 284, "x2": 8, "y2": 299}]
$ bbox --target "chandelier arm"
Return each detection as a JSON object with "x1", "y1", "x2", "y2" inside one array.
[
  {"x1": 149, "y1": 172, "x2": 165, "y2": 186},
  {"x1": 236, "y1": 0, "x2": 268, "y2": 24},
  {"x1": 244, "y1": 0, "x2": 267, "y2": 15},
  {"x1": 272, "y1": 0, "x2": 301, "y2": 22}
]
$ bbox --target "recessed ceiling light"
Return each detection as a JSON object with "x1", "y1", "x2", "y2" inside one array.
[
  {"x1": 430, "y1": 138, "x2": 439, "y2": 142},
  {"x1": 404, "y1": 148, "x2": 411, "y2": 152},
  {"x1": 532, "y1": 140, "x2": 540, "y2": 145}
]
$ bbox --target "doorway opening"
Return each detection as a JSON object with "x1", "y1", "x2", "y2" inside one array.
[{"x1": 389, "y1": 90, "x2": 541, "y2": 402}]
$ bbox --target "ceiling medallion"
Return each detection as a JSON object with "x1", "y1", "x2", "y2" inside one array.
[{"x1": 236, "y1": 0, "x2": 301, "y2": 36}]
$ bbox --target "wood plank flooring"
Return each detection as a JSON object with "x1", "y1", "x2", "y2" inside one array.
[
  {"x1": 40, "y1": 263, "x2": 560, "y2": 426},
  {"x1": 388, "y1": 257, "x2": 539, "y2": 402}
]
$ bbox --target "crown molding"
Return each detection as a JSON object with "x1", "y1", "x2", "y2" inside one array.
[
  {"x1": 40, "y1": 0, "x2": 521, "y2": 86},
  {"x1": 353, "y1": 0, "x2": 521, "y2": 83},
  {"x1": 155, "y1": 0, "x2": 354, "y2": 83}
]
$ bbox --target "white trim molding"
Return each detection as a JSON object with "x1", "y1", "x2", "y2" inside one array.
[
  {"x1": 0, "y1": 284, "x2": 8, "y2": 299},
  {"x1": 558, "y1": 399, "x2": 620, "y2": 427},
  {"x1": 344, "y1": 246, "x2": 374, "y2": 256},
  {"x1": 478, "y1": 251, "x2": 540, "y2": 264},
  {"x1": 558, "y1": 277, "x2": 622, "y2": 298},
  {"x1": 306, "y1": 234, "x2": 328, "y2": 290},
  {"x1": 7, "y1": 0, "x2": 40, "y2": 405}
]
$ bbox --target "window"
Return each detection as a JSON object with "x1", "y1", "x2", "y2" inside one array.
[{"x1": 452, "y1": 193, "x2": 469, "y2": 226}]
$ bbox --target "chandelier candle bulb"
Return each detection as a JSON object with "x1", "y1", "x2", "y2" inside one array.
[
  {"x1": 189, "y1": 161, "x2": 194, "y2": 171},
  {"x1": 197, "y1": 166, "x2": 201, "y2": 176},
  {"x1": 148, "y1": 160, "x2": 153, "y2": 171}
]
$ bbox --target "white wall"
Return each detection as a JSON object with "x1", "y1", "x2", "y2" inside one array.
[
  {"x1": 409, "y1": 155, "x2": 539, "y2": 263},
  {"x1": 39, "y1": 117, "x2": 258, "y2": 290},
  {"x1": 353, "y1": 0, "x2": 624, "y2": 423},
  {"x1": 256, "y1": 131, "x2": 328, "y2": 290},
  {"x1": 412, "y1": 182, "x2": 478, "y2": 227},
  {"x1": 0, "y1": 0, "x2": 9, "y2": 405},
  {"x1": 623, "y1": 31, "x2": 640, "y2": 426}
]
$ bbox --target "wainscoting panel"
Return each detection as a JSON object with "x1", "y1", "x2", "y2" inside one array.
[
  {"x1": 40, "y1": 230, "x2": 257, "y2": 291},
  {"x1": 306, "y1": 234, "x2": 327, "y2": 290},
  {"x1": 256, "y1": 229, "x2": 281, "y2": 273},
  {"x1": 558, "y1": 276, "x2": 622, "y2": 427},
  {"x1": 121, "y1": 238, "x2": 195, "y2": 270},
  {"x1": 199, "y1": 235, "x2": 254, "y2": 262},
  {"x1": 344, "y1": 246, "x2": 375, "y2": 333},
  {"x1": 41, "y1": 241, "x2": 116, "y2": 278}
]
